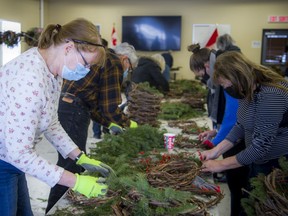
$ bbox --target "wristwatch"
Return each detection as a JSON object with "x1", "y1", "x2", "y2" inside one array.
[{"x1": 75, "y1": 151, "x2": 84, "y2": 162}]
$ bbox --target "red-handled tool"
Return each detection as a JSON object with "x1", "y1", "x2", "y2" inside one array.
[{"x1": 192, "y1": 176, "x2": 221, "y2": 193}]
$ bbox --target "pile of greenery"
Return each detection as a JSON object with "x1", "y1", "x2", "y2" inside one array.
[
  {"x1": 91, "y1": 125, "x2": 167, "y2": 164},
  {"x1": 167, "y1": 80, "x2": 207, "y2": 99},
  {"x1": 158, "y1": 80, "x2": 208, "y2": 121},
  {"x1": 53, "y1": 125, "x2": 220, "y2": 215},
  {"x1": 159, "y1": 102, "x2": 206, "y2": 120},
  {"x1": 241, "y1": 157, "x2": 288, "y2": 216}
]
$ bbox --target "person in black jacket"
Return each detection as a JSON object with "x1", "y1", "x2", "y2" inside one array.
[{"x1": 132, "y1": 54, "x2": 169, "y2": 94}]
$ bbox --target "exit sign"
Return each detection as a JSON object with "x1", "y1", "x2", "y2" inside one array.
[{"x1": 268, "y1": 15, "x2": 288, "y2": 23}]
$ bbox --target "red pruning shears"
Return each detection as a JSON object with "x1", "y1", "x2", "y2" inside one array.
[
  {"x1": 192, "y1": 150, "x2": 203, "y2": 161},
  {"x1": 192, "y1": 176, "x2": 221, "y2": 193}
]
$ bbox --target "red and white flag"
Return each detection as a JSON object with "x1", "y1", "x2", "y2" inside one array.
[
  {"x1": 205, "y1": 28, "x2": 219, "y2": 48},
  {"x1": 111, "y1": 23, "x2": 118, "y2": 48}
]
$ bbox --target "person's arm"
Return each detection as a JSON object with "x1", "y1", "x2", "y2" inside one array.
[
  {"x1": 201, "y1": 155, "x2": 242, "y2": 173},
  {"x1": 58, "y1": 170, "x2": 77, "y2": 188},
  {"x1": 212, "y1": 92, "x2": 239, "y2": 145}
]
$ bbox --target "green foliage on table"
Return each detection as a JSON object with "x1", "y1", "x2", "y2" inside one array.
[
  {"x1": 54, "y1": 125, "x2": 203, "y2": 215},
  {"x1": 159, "y1": 102, "x2": 206, "y2": 120},
  {"x1": 76, "y1": 172, "x2": 197, "y2": 215},
  {"x1": 169, "y1": 80, "x2": 207, "y2": 98},
  {"x1": 90, "y1": 125, "x2": 166, "y2": 165}
]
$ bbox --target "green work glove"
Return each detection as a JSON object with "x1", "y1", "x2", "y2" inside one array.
[
  {"x1": 108, "y1": 122, "x2": 123, "y2": 135},
  {"x1": 130, "y1": 120, "x2": 138, "y2": 128},
  {"x1": 76, "y1": 153, "x2": 114, "y2": 177},
  {"x1": 72, "y1": 174, "x2": 108, "y2": 198}
]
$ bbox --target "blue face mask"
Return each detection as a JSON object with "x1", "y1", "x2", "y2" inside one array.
[
  {"x1": 61, "y1": 63, "x2": 90, "y2": 81},
  {"x1": 123, "y1": 68, "x2": 129, "y2": 79}
]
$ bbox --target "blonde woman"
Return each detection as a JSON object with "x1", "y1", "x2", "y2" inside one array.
[{"x1": 0, "y1": 18, "x2": 112, "y2": 215}]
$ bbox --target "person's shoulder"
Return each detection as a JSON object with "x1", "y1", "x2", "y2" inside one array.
[{"x1": 106, "y1": 50, "x2": 121, "y2": 66}]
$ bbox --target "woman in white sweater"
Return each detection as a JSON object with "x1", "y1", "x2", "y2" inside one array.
[{"x1": 0, "y1": 18, "x2": 112, "y2": 215}]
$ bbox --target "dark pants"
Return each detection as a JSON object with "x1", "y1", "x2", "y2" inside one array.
[
  {"x1": 223, "y1": 140, "x2": 250, "y2": 216},
  {"x1": 92, "y1": 121, "x2": 102, "y2": 138},
  {"x1": 249, "y1": 156, "x2": 286, "y2": 178},
  {"x1": 0, "y1": 160, "x2": 33, "y2": 216},
  {"x1": 46, "y1": 99, "x2": 90, "y2": 214}
]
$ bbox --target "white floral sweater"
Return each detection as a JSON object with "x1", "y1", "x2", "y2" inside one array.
[{"x1": 0, "y1": 47, "x2": 78, "y2": 187}]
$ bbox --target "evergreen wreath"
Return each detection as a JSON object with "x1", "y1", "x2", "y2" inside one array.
[
  {"x1": 2, "y1": 30, "x2": 21, "y2": 47},
  {"x1": 0, "y1": 27, "x2": 43, "y2": 47},
  {"x1": 23, "y1": 27, "x2": 43, "y2": 47}
]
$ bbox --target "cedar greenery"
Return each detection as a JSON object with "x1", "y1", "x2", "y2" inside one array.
[
  {"x1": 167, "y1": 80, "x2": 207, "y2": 99},
  {"x1": 53, "y1": 125, "x2": 221, "y2": 215},
  {"x1": 159, "y1": 102, "x2": 206, "y2": 120}
]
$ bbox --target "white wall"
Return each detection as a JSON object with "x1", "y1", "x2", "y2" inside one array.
[
  {"x1": 1, "y1": 0, "x2": 287, "y2": 79},
  {"x1": 45, "y1": 0, "x2": 288, "y2": 79}
]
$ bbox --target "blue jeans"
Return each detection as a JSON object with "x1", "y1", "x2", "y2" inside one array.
[
  {"x1": 0, "y1": 160, "x2": 33, "y2": 216},
  {"x1": 92, "y1": 121, "x2": 102, "y2": 138}
]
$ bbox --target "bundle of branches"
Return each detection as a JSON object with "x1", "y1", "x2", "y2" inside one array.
[
  {"x1": 174, "y1": 134, "x2": 202, "y2": 149},
  {"x1": 159, "y1": 102, "x2": 206, "y2": 120},
  {"x1": 166, "y1": 80, "x2": 207, "y2": 99},
  {"x1": 63, "y1": 153, "x2": 222, "y2": 216},
  {"x1": 127, "y1": 82, "x2": 164, "y2": 127},
  {"x1": 147, "y1": 154, "x2": 224, "y2": 205},
  {"x1": 181, "y1": 96, "x2": 206, "y2": 110},
  {"x1": 168, "y1": 119, "x2": 209, "y2": 135},
  {"x1": 242, "y1": 157, "x2": 288, "y2": 216}
]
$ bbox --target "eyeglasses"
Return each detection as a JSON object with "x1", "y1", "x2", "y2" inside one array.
[
  {"x1": 71, "y1": 38, "x2": 105, "y2": 48},
  {"x1": 71, "y1": 39, "x2": 104, "y2": 69},
  {"x1": 76, "y1": 48, "x2": 90, "y2": 69}
]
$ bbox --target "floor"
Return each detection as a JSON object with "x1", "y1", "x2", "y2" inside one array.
[{"x1": 27, "y1": 120, "x2": 231, "y2": 216}]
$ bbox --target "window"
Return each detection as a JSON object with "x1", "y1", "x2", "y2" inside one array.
[{"x1": 0, "y1": 20, "x2": 21, "y2": 66}]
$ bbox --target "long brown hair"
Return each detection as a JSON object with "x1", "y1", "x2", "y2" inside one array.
[
  {"x1": 38, "y1": 18, "x2": 105, "y2": 65},
  {"x1": 214, "y1": 51, "x2": 288, "y2": 101}
]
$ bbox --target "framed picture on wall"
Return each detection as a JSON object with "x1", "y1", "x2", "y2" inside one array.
[{"x1": 192, "y1": 24, "x2": 231, "y2": 49}]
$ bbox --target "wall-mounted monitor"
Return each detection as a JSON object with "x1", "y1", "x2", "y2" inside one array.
[
  {"x1": 261, "y1": 29, "x2": 288, "y2": 66},
  {"x1": 122, "y1": 16, "x2": 181, "y2": 51}
]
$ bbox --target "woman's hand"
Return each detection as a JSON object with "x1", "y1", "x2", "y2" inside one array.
[
  {"x1": 201, "y1": 156, "x2": 242, "y2": 173},
  {"x1": 200, "y1": 148, "x2": 219, "y2": 161},
  {"x1": 198, "y1": 129, "x2": 217, "y2": 142},
  {"x1": 201, "y1": 160, "x2": 225, "y2": 173}
]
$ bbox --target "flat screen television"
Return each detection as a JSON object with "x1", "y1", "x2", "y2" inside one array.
[
  {"x1": 261, "y1": 29, "x2": 288, "y2": 66},
  {"x1": 122, "y1": 16, "x2": 182, "y2": 51}
]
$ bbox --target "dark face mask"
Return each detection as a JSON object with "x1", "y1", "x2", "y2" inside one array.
[
  {"x1": 225, "y1": 86, "x2": 246, "y2": 99},
  {"x1": 200, "y1": 68, "x2": 210, "y2": 85}
]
